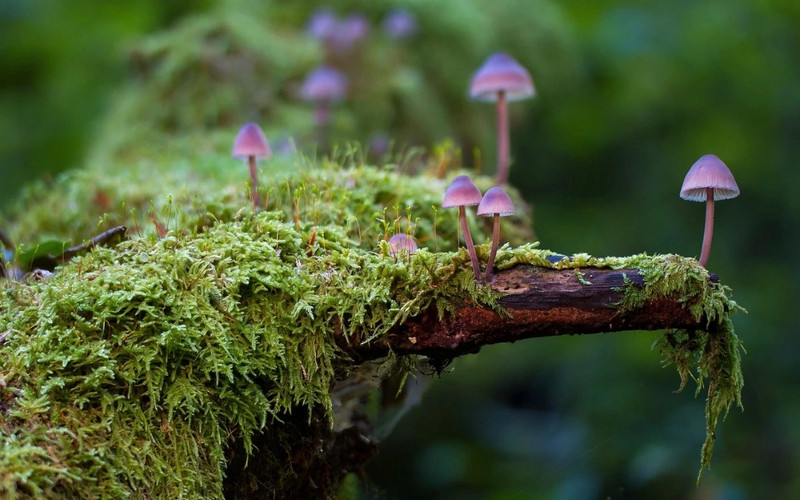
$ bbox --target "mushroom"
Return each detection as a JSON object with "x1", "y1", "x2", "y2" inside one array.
[
  {"x1": 298, "y1": 66, "x2": 348, "y2": 148},
  {"x1": 477, "y1": 187, "x2": 515, "y2": 280},
  {"x1": 442, "y1": 175, "x2": 483, "y2": 280},
  {"x1": 388, "y1": 233, "x2": 418, "y2": 260},
  {"x1": 383, "y1": 8, "x2": 417, "y2": 40},
  {"x1": 368, "y1": 132, "x2": 390, "y2": 162},
  {"x1": 680, "y1": 154, "x2": 740, "y2": 268},
  {"x1": 469, "y1": 53, "x2": 535, "y2": 185},
  {"x1": 333, "y1": 13, "x2": 371, "y2": 53},
  {"x1": 232, "y1": 122, "x2": 272, "y2": 209},
  {"x1": 306, "y1": 8, "x2": 338, "y2": 43}
]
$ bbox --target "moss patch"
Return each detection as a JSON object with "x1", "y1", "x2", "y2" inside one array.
[{"x1": 2, "y1": 173, "x2": 743, "y2": 497}]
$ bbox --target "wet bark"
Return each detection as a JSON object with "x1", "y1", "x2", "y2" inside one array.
[{"x1": 348, "y1": 265, "x2": 717, "y2": 361}]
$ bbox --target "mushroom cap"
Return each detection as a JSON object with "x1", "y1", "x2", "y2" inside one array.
[
  {"x1": 442, "y1": 175, "x2": 483, "y2": 208},
  {"x1": 680, "y1": 154, "x2": 740, "y2": 201},
  {"x1": 307, "y1": 8, "x2": 338, "y2": 41},
  {"x1": 388, "y1": 233, "x2": 418, "y2": 255},
  {"x1": 232, "y1": 122, "x2": 272, "y2": 159},
  {"x1": 335, "y1": 13, "x2": 371, "y2": 48},
  {"x1": 299, "y1": 66, "x2": 347, "y2": 103},
  {"x1": 383, "y1": 8, "x2": 417, "y2": 39},
  {"x1": 477, "y1": 187, "x2": 515, "y2": 216},
  {"x1": 470, "y1": 52, "x2": 535, "y2": 102}
]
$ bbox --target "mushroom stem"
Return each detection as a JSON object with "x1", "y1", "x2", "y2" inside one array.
[
  {"x1": 458, "y1": 206, "x2": 482, "y2": 280},
  {"x1": 496, "y1": 90, "x2": 510, "y2": 185},
  {"x1": 248, "y1": 156, "x2": 259, "y2": 209},
  {"x1": 315, "y1": 101, "x2": 331, "y2": 150},
  {"x1": 485, "y1": 214, "x2": 501, "y2": 281},
  {"x1": 699, "y1": 187, "x2": 715, "y2": 267}
]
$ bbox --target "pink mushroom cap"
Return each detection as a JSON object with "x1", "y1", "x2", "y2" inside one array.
[
  {"x1": 232, "y1": 122, "x2": 272, "y2": 159},
  {"x1": 299, "y1": 66, "x2": 348, "y2": 103},
  {"x1": 383, "y1": 8, "x2": 417, "y2": 39},
  {"x1": 335, "y1": 13, "x2": 371, "y2": 48},
  {"x1": 307, "y1": 8, "x2": 338, "y2": 41},
  {"x1": 442, "y1": 175, "x2": 483, "y2": 208},
  {"x1": 680, "y1": 154, "x2": 740, "y2": 202},
  {"x1": 388, "y1": 233, "x2": 418, "y2": 255},
  {"x1": 470, "y1": 52, "x2": 535, "y2": 102},
  {"x1": 477, "y1": 187, "x2": 515, "y2": 216}
]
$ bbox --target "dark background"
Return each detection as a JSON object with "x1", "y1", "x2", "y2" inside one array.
[{"x1": 2, "y1": 1, "x2": 798, "y2": 498}]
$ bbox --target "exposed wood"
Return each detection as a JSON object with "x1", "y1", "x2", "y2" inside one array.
[{"x1": 349, "y1": 265, "x2": 718, "y2": 360}]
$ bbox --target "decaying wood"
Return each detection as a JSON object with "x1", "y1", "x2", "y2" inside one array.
[{"x1": 350, "y1": 265, "x2": 718, "y2": 360}]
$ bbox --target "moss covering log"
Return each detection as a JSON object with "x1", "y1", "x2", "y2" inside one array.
[{"x1": 0, "y1": 161, "x2": 743, "y2": 497}]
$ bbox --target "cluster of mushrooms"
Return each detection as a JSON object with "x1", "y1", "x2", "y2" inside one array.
[
  {"x1": 298, "y1": 8, "x2": 418, "y2": 148},
  {"x1": 232, "y1": 48, "x2": 740, "y2": 283}
]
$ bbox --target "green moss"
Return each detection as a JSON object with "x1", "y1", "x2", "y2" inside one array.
[
  {"x1": 0, "y1": 159, "x2": 526, "y2": 498},
  {"x1": 1, "y1": 167, "x2": 744, "y2": 496}
]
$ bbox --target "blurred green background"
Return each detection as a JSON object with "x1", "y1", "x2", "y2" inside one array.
[{"x1": 1, "y1": 0, "x2": 798, "y2": 498}]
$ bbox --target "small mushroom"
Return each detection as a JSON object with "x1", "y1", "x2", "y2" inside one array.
[
  {"x1": 332, "y1": 13, "x2": 371, "y2": 53},
  {"x1": 299, "y1": 66, "x2": 348, "y2": 148},
  {"x1": 477, "y1": 187, "x2": 515, "y2": 280},
  {"x1": 232, "y1": 123, "x2": 272, "y2": 209},
  {"x1": 680, "y1": 154, "x2": 740, "y2": 268},
  {"x1": 388, "y1": 233, "x2": 418, "y2": 259},
  {"x1": 470, "y1": 53, "x2": 535, "y2": 185},
  {"x1": 442, "y1": 175, "x2": 483, "y2": 280},
  {"x1": 306, "y1": 8, "x2": 338, "y2": 43},
  {"x1": 368, "y1": 132, "x2": 391, "y2": 162},
  {"x1": 383, "y1": 8, "x2": 417, "y2": 40}
]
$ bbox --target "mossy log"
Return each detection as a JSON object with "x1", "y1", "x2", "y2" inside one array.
[
  {"x1": 0, "y1": 169, "x2": 743, "y2": 498},
  {"x1": 357, "y1": 266, "x2": 720, "y2": 360}
]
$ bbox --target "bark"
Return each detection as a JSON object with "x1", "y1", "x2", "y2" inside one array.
[{"x1": 350, "y1": 265, "x2": 717, "y2": 361}]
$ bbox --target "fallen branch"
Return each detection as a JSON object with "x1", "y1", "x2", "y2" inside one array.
[{"x1": 351, "y1": 265, "x2": 720, "y2": 360}]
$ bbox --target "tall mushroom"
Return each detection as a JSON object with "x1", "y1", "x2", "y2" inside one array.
[
  {"x1": 680, "y1": 154, "x2": 740, "y2": 268},
  {"x1": 232, "y1": 122, "x2": 272, "y2": 209},
  {"x1": 477, "y1": 187, "x2": 515, "y2": 280},
  {"x1": 442, "y1": 175, "x2": 483, "y2": 280},
  {"x1": 298, "y1": 66, "x2": 347, "y2": 149},
  {"x1": 469, "y1": 53, "x2": 535, "y2": 185}
]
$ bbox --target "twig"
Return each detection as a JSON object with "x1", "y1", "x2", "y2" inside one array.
[{"x1": 28, "y1": 226, "x2": 128, "y2": 271}]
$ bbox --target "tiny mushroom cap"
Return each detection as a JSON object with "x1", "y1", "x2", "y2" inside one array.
[
  {"x1": 442, "y1": 175, "x2": 483, "y2": 208},
  {"x1": 299, "y1": 66, "x2": 348, "y2": 103},
  {"x1": 388, "y1": 233, "x2": 418, "y2": 256},
  {"x1": 232, "y1": 123, "x2": 272, "y2": 159},
  {"x1": 470, "y1": 52, "x2": 535, "y2": 102},
  {"x1": 306, "y1": 8, "x2": 338, "y2": 41},
  {"x1": 383, "y1": 8, "x2": 418, "y2": 39},
  {"x1": 335, "y1": 13, "x2": 371, "y2": 48},
  {"x1": 680, "y1": 154, "x2": 740, "y2": 201},
  {"x1": 477, "y1": 186, "x2": 515, "y2": 216}
]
